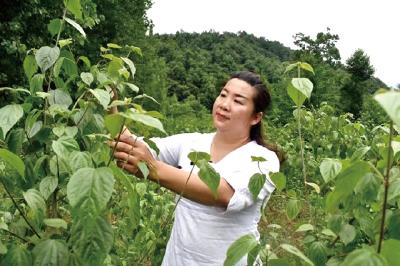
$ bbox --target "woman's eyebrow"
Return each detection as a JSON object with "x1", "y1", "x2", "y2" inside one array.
[{"x1": 222, "y1": 88, "x2": 248, "y2": 100}]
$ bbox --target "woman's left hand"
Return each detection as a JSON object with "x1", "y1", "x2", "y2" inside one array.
[{"x1": 108, "y1": 135, "x2": 156, "y2": 177}]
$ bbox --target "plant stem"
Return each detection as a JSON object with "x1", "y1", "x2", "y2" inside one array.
[
  {"x1": 377, "y1": 121, "x2": 393, "y2": 253},
  {"x1": 1, "y1": 228, "x2": 29, "y2": 243},
  {"x1": 107, "y1": 119, "x2": 127, "y2": 166},
  {"x1": 0, "y1": 179, "x2": 41, "y2": 239}
]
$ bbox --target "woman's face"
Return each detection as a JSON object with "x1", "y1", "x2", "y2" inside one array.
[{"x1": 212, "y1": 78, "x2": 261, "y2": 135}]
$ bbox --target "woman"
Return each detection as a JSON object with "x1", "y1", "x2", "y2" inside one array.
[{"x1": 110, "y1": 71, "x2": 280, "y2": 265}]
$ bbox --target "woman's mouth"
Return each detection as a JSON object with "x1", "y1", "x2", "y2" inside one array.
[{"x1": 216, "y1": 112, "x2": 229, "y2": 120}]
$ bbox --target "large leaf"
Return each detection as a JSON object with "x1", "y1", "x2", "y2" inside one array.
[
  {"x1": 188, "y1": 151, "x2": 211, "y2": 163},
  {"x1": 374, "y1": 91, "x2": 400, "y2": 127},
  {"x1": 121, "y1": 109, "x2": 165, "y2": 133},
  {"x1": 69, "y1": 151, "x2": 93, "y2": 172},
  {"x1": 2, "y1": 245, "x2": 32, "y2": 266},
  {"x1": 224, "y1": 234, "x2": 258, "y2": 266},
  {"x1": 52, "y1": 136, "x2": 80, "y2": 160},
  {"x1": 326, "y1": 161, "x2": 370, "y2": 212},
  {"x1": 64, "y1": 17, "x2": 86, "y2": 38},
  {"x1": 270, "y1": 172, "x2": 286, "y2": 191},
  {"x1": 121, "y1": 57, "x2": 136, "y2": 79},
  {"x1": 70, "y1": 216, "x2": 113, "y2": 264},
  {"x1": 197, "y1": 159, "x2": 221, "y2": 198},
  {"x1": 319, "y1": 158, "x2": 342, "y2": 183},
  {"x1": 32, "y1": 239, "x2": 69, "y2": 266},
  {"x1": 280, "y1": 244, "x2": 314, "y2": 266},
  {"x1": 248, "y1": 173, "x2": 266, "y2": 200},
  {"x1": 0, "y1": 148, "x2": 25, "y2": 179},
  {"x1": 341, "y1": 246, "x2": 387, "y2": 266},
  {"x1": 308, "y1": 241, "x2": 327, "y2": 266},
  {"x1": 104, "y1": 114, "x2": 125, "y2": 137},
  {"x1": 67, "y1": 167, "x2": 115, "y2": 215},
  {"x1": 23, "y1": 54, "x2": 38, "y2": 80},
  {"x1": 65, "y1": 0, "x2": 82, "y2": 19},
  {"x1": 80, "y1": 72, "x2": 93, "y2": 86},
  {"x1": 47, "y1": 18, "x2": 62, "y2": 37},
  {"x1": 381, "y1": 239, "x2": 400, "y2": 266},
  {"x1": 35, "y1": 46, "x2": 60, "y2": 72},
  {"x1": 286, "y1": 199, "x2": 301, "y2": 220},
  {"x1": 287, "y1": 78, "x2": 313, "y2": 107},
  {"x1": 30, "y1": 73, "x2": 44, "y2": 93},
  {"x1": 339, "y1": 224, "x2": 356, "y2": 245},
  {"x1": 39, "y1": 176, "x2": 58, "y2": 200},
  {"x1": 0, "y1": 104, "x2": 24, "y2": 138},
  {"x1": 48, "y1": 89, "x2": 73, "y2": 108},
  {"x1": 89, "y1": 89, "x2": 110, "y2": 110},
  {"x1": 23, "y1": 189, "x2": 46, "y2": 214}
]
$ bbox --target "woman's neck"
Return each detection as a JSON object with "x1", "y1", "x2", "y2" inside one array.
[{"x1": 211, "y1": 131, "x2": 251, "y2": 163}]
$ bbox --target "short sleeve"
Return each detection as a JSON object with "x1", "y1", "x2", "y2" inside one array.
[{"x1": 223, "y1": 151, "x2": 280, "y2": 214}]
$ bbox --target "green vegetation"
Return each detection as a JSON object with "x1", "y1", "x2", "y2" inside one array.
[{"x1": 1, "y1": 0, "x2": 399, "y2": 265}]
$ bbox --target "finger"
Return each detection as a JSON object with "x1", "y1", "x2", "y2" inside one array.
[
  {"x1": 114, "y1": 151, "x2": 139, "y2": 165},
  {"x1": 108, "y1": 141, "x2": 134, "y2": 153},
  {"x1": 119, "y1": 134, "x2": 138, "y2": 146},
  {"x1": 117, "y1": 160, "x2": 138, "y2": 175}
]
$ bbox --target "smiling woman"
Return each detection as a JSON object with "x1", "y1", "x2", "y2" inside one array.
[{"x1": 110, "y1": 71, "x2": 282, "y2": 265}]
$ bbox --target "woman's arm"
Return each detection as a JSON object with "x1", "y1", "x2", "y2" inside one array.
[{"x1": 109, "y1": 134, "x2": 234, "y2": 208}]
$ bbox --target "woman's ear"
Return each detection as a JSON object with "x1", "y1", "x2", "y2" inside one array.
[{"x1": 251, "y1": 112, "x2": 263, "y2": 126}]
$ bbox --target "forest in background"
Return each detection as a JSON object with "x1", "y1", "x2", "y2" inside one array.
[{"x1": 1, "y1": 1, "x2": 399, "y2": 265}]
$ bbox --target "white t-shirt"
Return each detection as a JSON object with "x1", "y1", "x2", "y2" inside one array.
[{"x1": 149, "y1": 132, "x2": 279, "y2": 266}]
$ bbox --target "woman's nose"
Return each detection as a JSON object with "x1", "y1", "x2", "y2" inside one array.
[{"x1": 220, "y1": 98, "x2": 230, "y2": 110}]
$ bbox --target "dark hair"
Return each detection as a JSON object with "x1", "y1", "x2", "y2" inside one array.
[{"x1": 229, "y1": 71, "x2": 285, "y2": 163}]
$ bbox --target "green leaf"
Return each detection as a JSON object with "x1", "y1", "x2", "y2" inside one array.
[
  {"x1": 104, "y1": 114, "x2": 125, "y2": 137},
  {"x1": 23, "y1": 189, "x2": 46, "y2": 214},
  {"x1": 48, "y1": 89, "x2": 73, "y2": 108},
  {"x1": 43, "y1": 218, "x2": 68, "y2": 229},
  {"x1": 388, "y1": 211, "x2": 400, "y2": 239},
  {"x1": 248, "y1": 173, "x2": 266, "y2": 200},
  {"x1": 30, "y1": 73, "x2": 44, "y2": 93},
  {"x1": 39, "y1": 176, "x2": 58, "y2": 200},
  {"x1": 0, "y1": 148, "x2": 25, "y2": 179},
  {"x1": 284, "y1": 62, "x2": 300, "y2": 74},
  {"x1": 121, "y1": 57, "x2": 136, "y2": 80},
  {"x1": 23, "y1": 54, "x2": 38, "y2": 80},
  {"x1": 121, "y1": 109, "x2": 165, "y2": 133},
  {"x1": 270, "y1": 172, "x2": 286, "y2": 191},
  {"x1": 223, "y1": 234, "x2": 258, "y2": 266},
  {"x1": 52, "y1": 136, "x2": 80, "y2": 159},
  {"x1": 65, "y1": 0, "x2": 82, "y2": 19},
  {"x1": 341, "y1": 246, "x2": 387, "y2": 266},
  {"x1": 388, "y1": 179, "x2": 400, "y2": 201},
  {"x1": 247, "y1": 244, "x2": 261, "y2": 266},
  {"x1": 80, "y1": 72, "x2": 93, "y2": 86},
  {"x1": 351, "y1": 146, "x2": 371, "y2": 161},
  {"x1": 2, "y1": 245, "x2": 32, "y2": 266},
  {"x1": 27, "y1": 121, "x2": 43, "y2": 138},
  {"x1": 143, "y1": 137, "x2": 160, "y2": 156},
  {"x1": 251, "y1": 156, "x2": 266, "y2": 162},
  {"x1": 48, "y1": 18, "x2": 62, "y2": 37},
  {"x1": 35, "y1": 46, "x2": 60, "y2": 72},
  {"x1": 339, "y1": 224, "x2": 356, "y2": 245},
  {"x1": 286, "y1": 199, "x2": 301, "y2": 220},
  {"x1": 197, "y1": 159, "x2": 221, "y2": 198},
  {"x1": 280, "y1": 244, "x2": 314, "y2": 266},
  {"x1": 0, "y1": 239, "x2": 7, "y2": 255},
  {"x1": 0, "y1": 104, "x2": 24, "y2": 138},
  {"x1": 64, "y1": 17, "x2": 86, "y2": 38},
  {"x1": 287, "y1": 81, "x2": 307, "y2": 107},
  {"x1": 133, "y1": 94, "x2": 159, "y2": 105},
  {"x1": 67, "y1": 167, "x2": 115, "y2": 215},
  {"x1": 60, "y1": 50, "x2": 78, "y2": 77},
  {"x1": 65, "y1": 126, "x2": 78, "y2": 137},
  {"x1": 305, "y1": 182, "x2": 320, "y2": 194},
  {"x1": 300, "y1": 62, "x2": 314, "y2": 74},
  {"x1": 292, "y1": 78, "x2": 313, "y2": 98},
  {"x1": 381, "y1": 239, "x2": 400, "y2": 266},
  {"x1": 0, "y1": 87, "x2": 31, "y2": 95},
  {"x1": 89, "y1": 89, "x2": 110, "y2": 110},
  {"x1": 124, "y1": 82, "x2": 140, "y2": 93},
  {"x1": 326, "y1": 161, "x2": 370, "y2": 212},
  {"x1": 33, "y1": 239, "x2": 69, "y2": 266},
  {"x1": 268, "y1": 259, "x2": 291, "y2": 266},
  {"x1": 78, "y1": 56, "x2": 91, "y2": 68},
  {"x1": 295, "y1": 223, "x2": 314, "y2": 232},
  {"x1": 138, "y1": 161, "x2": 149, "y2": 179},
  {"x1": 53, "y1": 57, "x2": 65, "y2": 77},
  {"x1": 69, "y1": 151, "x2": 93, "y2": 172},
  {"x1": 374, "y1": 91, "x2": 400, "y2": 127},
  {"x1": 320, "y1": 159, "x2": 342, "y2": 183},
  {"x1": 188, "y1": 151, "x2": 211, "y2": 163},
  {"x1": 58, "y1": 38, "x2": 73, "y2": 48},
  {"x1": 308, "y1": 241, "x2": 327, "y2": 266},
  {"x1": 70, "y1": 216, "x2": 113, "y2": 264}
]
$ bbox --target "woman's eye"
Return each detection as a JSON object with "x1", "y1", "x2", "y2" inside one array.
[
  {"x1": 234, "y1": 100, "x2": 243, "y2": 105},
  {"x1": 220, "y1": 93, "x2": 226, "y2": 97}
]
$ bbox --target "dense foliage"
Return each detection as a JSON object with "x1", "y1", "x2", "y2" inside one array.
[{"x1": 1, "y1": 0, "x2": 399, "y2": 265}]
